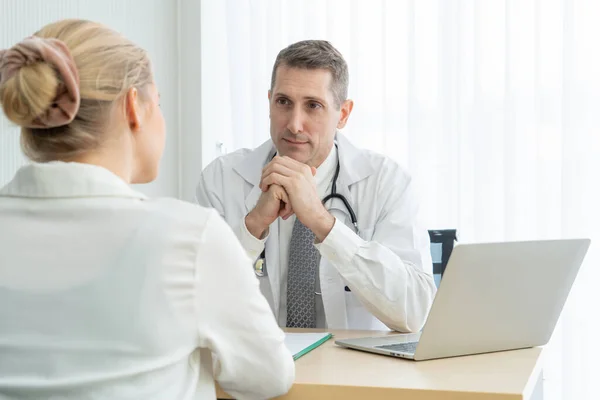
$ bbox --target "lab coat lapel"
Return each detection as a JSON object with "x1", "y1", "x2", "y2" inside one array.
[
  {"x1": 244, "y1": 185, "x2": 262, "y2": 212},
  {"x1": 264, "y1": 221, "x2": 281, "y2": 318},
  {"x1": 320, "y1": 166, "x2": 353, "y2": 329},
  {"x1": 319, "y1": 257, "x2": 348, "y2": 328},
  {"x1": 233, "y1": 140, "x2": 282, "y2": 317},
  {"x1": 320, "y1": 134, "x2": 376, "y2": 329},
  {"x1": 326, "y1": 134, "x2": 375, "y2": 233}
]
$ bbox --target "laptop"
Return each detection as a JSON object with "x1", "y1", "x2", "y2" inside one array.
[{"x1": 335, "y1": 238, "x2": 590, "y2": 361}]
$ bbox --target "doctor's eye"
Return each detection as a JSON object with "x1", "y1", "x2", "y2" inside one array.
[
  {"x1": 276, "y1": 98, "x2": 291, "y2": 106},
  {"x1": 307, "y1": 101, "x2": 323, "y2": 110}
]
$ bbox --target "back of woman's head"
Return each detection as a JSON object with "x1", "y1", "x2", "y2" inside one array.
[{"x1": 0, "y1": 19, "x2": 153, "y2": 162}]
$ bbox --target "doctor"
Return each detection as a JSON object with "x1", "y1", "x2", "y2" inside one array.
[{"x1": 196, "y1": 40, "x2": 436, "y2": 332}]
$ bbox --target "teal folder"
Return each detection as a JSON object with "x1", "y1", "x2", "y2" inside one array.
[{"x1": 284, "y1": 332, "x2": 333, "y2": 360}]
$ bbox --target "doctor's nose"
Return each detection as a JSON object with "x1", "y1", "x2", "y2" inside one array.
[{"x1": 286, "y1": 108, "x2": 304, "y2": 134}]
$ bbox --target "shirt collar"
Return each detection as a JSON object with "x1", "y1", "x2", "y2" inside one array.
[
  {"x1": 0, "y1": 161, "x2": 147, "y2": 200},
  {"x1": 314, "y1": 144, "x2": 338, "y2": 189}
]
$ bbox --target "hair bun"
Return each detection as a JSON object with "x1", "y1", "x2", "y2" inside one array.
[{"x1": 0, "y1": 36, "x2": 80, "y2": 129}]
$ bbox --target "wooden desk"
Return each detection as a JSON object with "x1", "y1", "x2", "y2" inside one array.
[{"x1": 217, "y1": 329, "x2": 544, "y2": 400}]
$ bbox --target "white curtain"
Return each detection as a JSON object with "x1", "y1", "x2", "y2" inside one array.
[{"x1": 201, "y1": 1, "x2": 600, "y2": 398}]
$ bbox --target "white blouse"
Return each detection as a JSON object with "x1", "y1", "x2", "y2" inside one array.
[{"x1": 0, "y1": 162, "x2": 294, "y2": 400}]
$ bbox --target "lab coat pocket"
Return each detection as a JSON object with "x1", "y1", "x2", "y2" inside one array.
[
  {"x1": 345, "y1": 291, "x2": 390, "y2": 330},
  {"x1": 345, "y1": 290, "x2": 373, "y2": 328}
]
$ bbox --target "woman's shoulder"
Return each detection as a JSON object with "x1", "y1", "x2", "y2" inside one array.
[
  {"x1": 145, "y1": 197, "x2": 221, "y2": 228},
  {"x1": 132, "y1": 198, "x2": 229, "y2": 263}
]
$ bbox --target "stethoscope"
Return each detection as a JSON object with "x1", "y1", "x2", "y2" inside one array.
[{"x1": 254, "y1": 148, "x2": 358, "y2": 278}]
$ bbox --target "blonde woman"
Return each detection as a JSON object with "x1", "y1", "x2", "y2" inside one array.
[{"x1": 0, "y1": 19, "x2": 294, "y2": 399}]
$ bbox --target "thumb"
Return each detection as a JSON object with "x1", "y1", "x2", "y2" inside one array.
[{"x1": 311, "y1": 166, "x2": 317, "y2": 176}]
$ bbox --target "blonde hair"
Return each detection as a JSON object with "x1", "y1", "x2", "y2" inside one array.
[{"x1": 0, "y1": 19, "x2": 153, "y2": 162}]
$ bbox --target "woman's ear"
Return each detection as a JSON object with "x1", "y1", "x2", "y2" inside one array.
[{"x1": 125, "y1": 87, "x2": 142, "y2": 131}]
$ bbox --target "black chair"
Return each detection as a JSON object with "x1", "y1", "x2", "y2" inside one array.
[{"x1": 428, "y1": 229, "x2": 457, "y2": 287}]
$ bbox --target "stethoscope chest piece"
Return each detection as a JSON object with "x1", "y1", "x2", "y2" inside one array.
[{"x1": 254, "y1": 257, "x2": 266, "y2": 277}]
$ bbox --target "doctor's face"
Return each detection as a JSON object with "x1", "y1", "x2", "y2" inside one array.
[{"x1": 268, "y1": 66, "x2": 353, "y2": 168}]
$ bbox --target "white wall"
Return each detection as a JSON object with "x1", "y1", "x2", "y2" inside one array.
[
  {"x1": 178, "y1": 0, "x2": 204, "y2": 202},
  {"x1": 0, "y1": 0, "x2": 181, "y2": 198}
]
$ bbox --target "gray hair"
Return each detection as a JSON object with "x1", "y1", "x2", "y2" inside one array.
[{"x1": 270, "y1": 40, "x2": 349, "y2": 109}]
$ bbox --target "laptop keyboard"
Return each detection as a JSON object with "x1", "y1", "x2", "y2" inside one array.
[{"x1": 375, "y1": 342, "x2": 418, "y2": 354}]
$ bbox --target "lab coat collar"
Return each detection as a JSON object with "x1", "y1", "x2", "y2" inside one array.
[
  {"x1": 334, "y1": 134, "x2": 375, "y2": 188},
  {"x1": 233, "y1": 139, "x2": 275, "y2": 186},
  {"x1": 0, "y1": 162, "x2": 148, "y2": 200}
]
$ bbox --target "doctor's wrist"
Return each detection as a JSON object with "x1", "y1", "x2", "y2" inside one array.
[
  {"x1": 310, "y1": 209, "x2": 335, "y2": 244},
  {"x1": 245, "y1": 210, "x2": 270, "y2": 239}
]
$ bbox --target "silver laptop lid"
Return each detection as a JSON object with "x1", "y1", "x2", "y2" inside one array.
[{"x1": 414, "y1": 239, "x2": 590, "y2": 360}]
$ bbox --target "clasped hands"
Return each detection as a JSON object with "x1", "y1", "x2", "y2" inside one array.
[{"x1": 245, "y1": 156, "x2": 335, "y2": 242}]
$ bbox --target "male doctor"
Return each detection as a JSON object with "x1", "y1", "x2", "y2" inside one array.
[{"x1": 196, "y1": 40, "x2": 436, "y2": 332}]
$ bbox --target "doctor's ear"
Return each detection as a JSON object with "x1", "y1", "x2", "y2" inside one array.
[{"x1": 337, "y1": 99, "x2": 354, "y2": 129}]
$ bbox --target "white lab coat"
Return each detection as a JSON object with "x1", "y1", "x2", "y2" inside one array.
[
  {"x1": 0, "y1": 162, "x2": 294, "y2": 400},
  {"x1": 197, "y1": 134, "x2": 437, "y2": 332}
]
